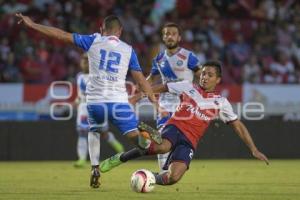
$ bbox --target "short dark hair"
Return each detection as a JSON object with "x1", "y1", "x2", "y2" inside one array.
[
  {"x1": 103, "y1": 15, "x2": 122, "y2": 30},
  {"x1": 202, "y1": 60, "x2": 222, "y2": 77},
  {"x1": 161, "y1": 22, "x2": 182, "y2": 36}
]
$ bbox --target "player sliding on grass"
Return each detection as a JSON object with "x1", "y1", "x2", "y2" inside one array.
[
  {"x1": 100, "y1": 61, "x2": 269, "y2": 185},
  {"x1": 16, "y1": 13, "x2": 162, "y2": 188},
  {"x1": 146, "y1": 22, "x2": 202, "y2": 172}
]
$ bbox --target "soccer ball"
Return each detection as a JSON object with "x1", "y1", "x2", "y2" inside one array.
[{"x1": 130, "y1": 169, "x2": 156, "y2": 193}]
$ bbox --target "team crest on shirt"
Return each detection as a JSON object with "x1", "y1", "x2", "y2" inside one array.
[{"x1": 177, "y1": 60, "x2": 183, "y2": 66}]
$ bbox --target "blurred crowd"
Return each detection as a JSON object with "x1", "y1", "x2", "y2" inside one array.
[{"x1": 1, "y1": 0, "x2": 300, "y2": 84}]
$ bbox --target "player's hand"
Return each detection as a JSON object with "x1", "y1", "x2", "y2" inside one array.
[
  {"x1": 135, "y1": 84, "x2": 141, "y2": 93},
  {"x1": 16, "y1": 13, "x2": 34, "y2": 27},
  {"x1": 252, "y1": 149, "x2": 269, "y2": 165},
  {"x1": 128, "y1": 92, "x2": 144, "y2": 105}
]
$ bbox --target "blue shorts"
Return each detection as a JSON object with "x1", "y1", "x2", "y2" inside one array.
[
  {"x1": 161, "y1": 124, "x2": 194, "y2": 170},
  {"x1": 87, "y1": 103, "x2": 138, "y2": 135},
  {"x1": 156, "y1": 112, "x2": 173, "y2": 128},
  {"x1": 76, "y1": 116, "x2": 109, "y2": 133}
]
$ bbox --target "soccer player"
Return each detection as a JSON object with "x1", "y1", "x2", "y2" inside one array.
[
  {"x1": 100, "y1": 61, "x2": 269, "y2": 186},
  {"x1": 74, "y1": 53, "x2": 124, "y2": 168},
  {"x1": 145, "y1": 22, "x2": 202, "y2": 172},
  {"x1": 16, "y1": 13, "x2": 160, "y2": 188}
]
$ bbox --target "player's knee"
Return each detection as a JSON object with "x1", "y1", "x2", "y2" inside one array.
[{"x1": 168, "y1": 168, "x2": 185, "y2": 185}]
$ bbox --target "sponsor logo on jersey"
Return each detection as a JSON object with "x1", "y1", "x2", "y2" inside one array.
[
  {"x1": 185, "y1": 104, "x2": 211, "y2": 121},
  {"x1": 177, "y1": 53, "x2": 187, "y2": 60},
  {"x1": 177, "y1": 60, "x2": 183, "y2": 66}
]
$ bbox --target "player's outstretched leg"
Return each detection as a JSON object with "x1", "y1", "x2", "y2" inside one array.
[
  {"x1": 138, "y1": 122, "x2": 162, "y2": 144},
  {"x1": 90, "y1": 166, "x2": 100, "y2": 188},
  {"x1": 100, "y1": 152, "x2": 123, "y2": 173},
  {"x1": 100, "y1": 125, "x2": 169, "y2": 173}
]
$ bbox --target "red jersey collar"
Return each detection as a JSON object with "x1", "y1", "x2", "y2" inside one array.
[{"x1": 194, "y1": 84, "x2": 219, "y2": 98}]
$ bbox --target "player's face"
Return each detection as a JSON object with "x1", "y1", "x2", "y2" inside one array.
[
  {"x1": 80, "y1": 54, "x2": 89, "y2": 73},
  {"x1": 162, "y1": 27, "x2": 181, "y2": 49},
  {"x1": 199, "y1": 66, "x2": 221, "y2": 91}
]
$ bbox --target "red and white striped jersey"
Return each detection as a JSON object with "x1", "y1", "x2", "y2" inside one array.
[{"x1": 166, "y1": 81, "x2": 238, "y2": 149}]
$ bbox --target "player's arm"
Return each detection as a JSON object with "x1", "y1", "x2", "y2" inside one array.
[
  {"x1": 128, "y1": 82, "x2": 168, "y2": 105},
  {"x1": 129, "y1": 58, "x2": 161, "y2": 104},
  {"x1": 129, "y1": 49, "x2": 157, "y2": 105},
  {"x1": 150, "y1": 80, "x2": 190, "y2": 96},
  {"x1": 132, "y1": 79, "x2": 188, "y2": 101},
  {"x1": 146, "y1": 73, "x2": 161, "y2": 86},
  {"x1": 16, "y1": 13, "x2": 73, "y2": 44},
  {"x1": 229, "y1": 120, "x2": 269, "y2": 165},
  {"x1": 131, "y1": 71, "x2": 157, "y2": 104}
]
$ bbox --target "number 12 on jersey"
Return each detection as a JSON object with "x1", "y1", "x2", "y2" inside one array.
[{"x1": 99, "y1": 49, "x2": 121, "y2": 73}]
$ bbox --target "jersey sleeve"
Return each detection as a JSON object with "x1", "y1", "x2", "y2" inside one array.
[
  {"x1": 166, "y1": 80, "x2": 192, "y2": 95},
  {"x1": 128, "y1": 49, "x2": 142, "y2": 71},
  {"x1": 187, "y1": 52, "x2": 200, "y2": 71},
  {"x1": 150, "y1": 59, "x2": 160, "y2": 75},
  {"x1": 72, "y1": 33, "x2": 98, "y2": 51},
  {"x1": 219, "y1": 98, "x2": 238, "y2": 123}
]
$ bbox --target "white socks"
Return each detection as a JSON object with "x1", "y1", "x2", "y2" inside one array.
[
  {"x1": 77, "y1": 136, "x2": 88, "y2": 160},
  {"x1": 88, "y1": 132, "x2": 100, "y2": 166},
  {"x1": 157, "y1": 153, "x2": 170, "y2": 172}
]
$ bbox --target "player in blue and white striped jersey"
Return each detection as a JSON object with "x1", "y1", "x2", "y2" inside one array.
[{"x1": 74, "y1": 53, "x2": 124, "y2": 168}]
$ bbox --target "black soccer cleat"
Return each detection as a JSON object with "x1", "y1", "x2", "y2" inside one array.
[
  {"x1": 90, "y1": 168, "x2": 100, "y2": 188},
  {"x1": 138, "y1": 122, "x2": 162, "y2": 144}
]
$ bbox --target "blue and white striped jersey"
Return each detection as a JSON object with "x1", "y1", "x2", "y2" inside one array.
[
  {"x1": 73, "y1": 33, "x2": 142, "y2": 103},
  {"x1": 151, "y1": 48, "x2": 200, "y2": 112}
]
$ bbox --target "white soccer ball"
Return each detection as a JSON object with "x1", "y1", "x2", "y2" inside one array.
[{"x1": 130, "y1": 169, "x2": 156, "y2": 193}]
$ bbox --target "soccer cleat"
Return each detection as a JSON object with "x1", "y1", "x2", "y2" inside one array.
[
  {"x1": 138, "y1": 122, "x2": 162, "y2": 144},
  {"x1": 74, "y1": 159, "x2": 87, "y2": 168},
  {"x1": 90, "y1": 168, "x2": 101, "y2": 188},
  {"x1": 100, "y1": 152, "x2": 123, "y2": 173}
]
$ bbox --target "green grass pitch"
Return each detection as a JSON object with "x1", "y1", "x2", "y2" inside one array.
[{"x1": 0, "y1": 160, "x2": 299, "y2": 200}]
